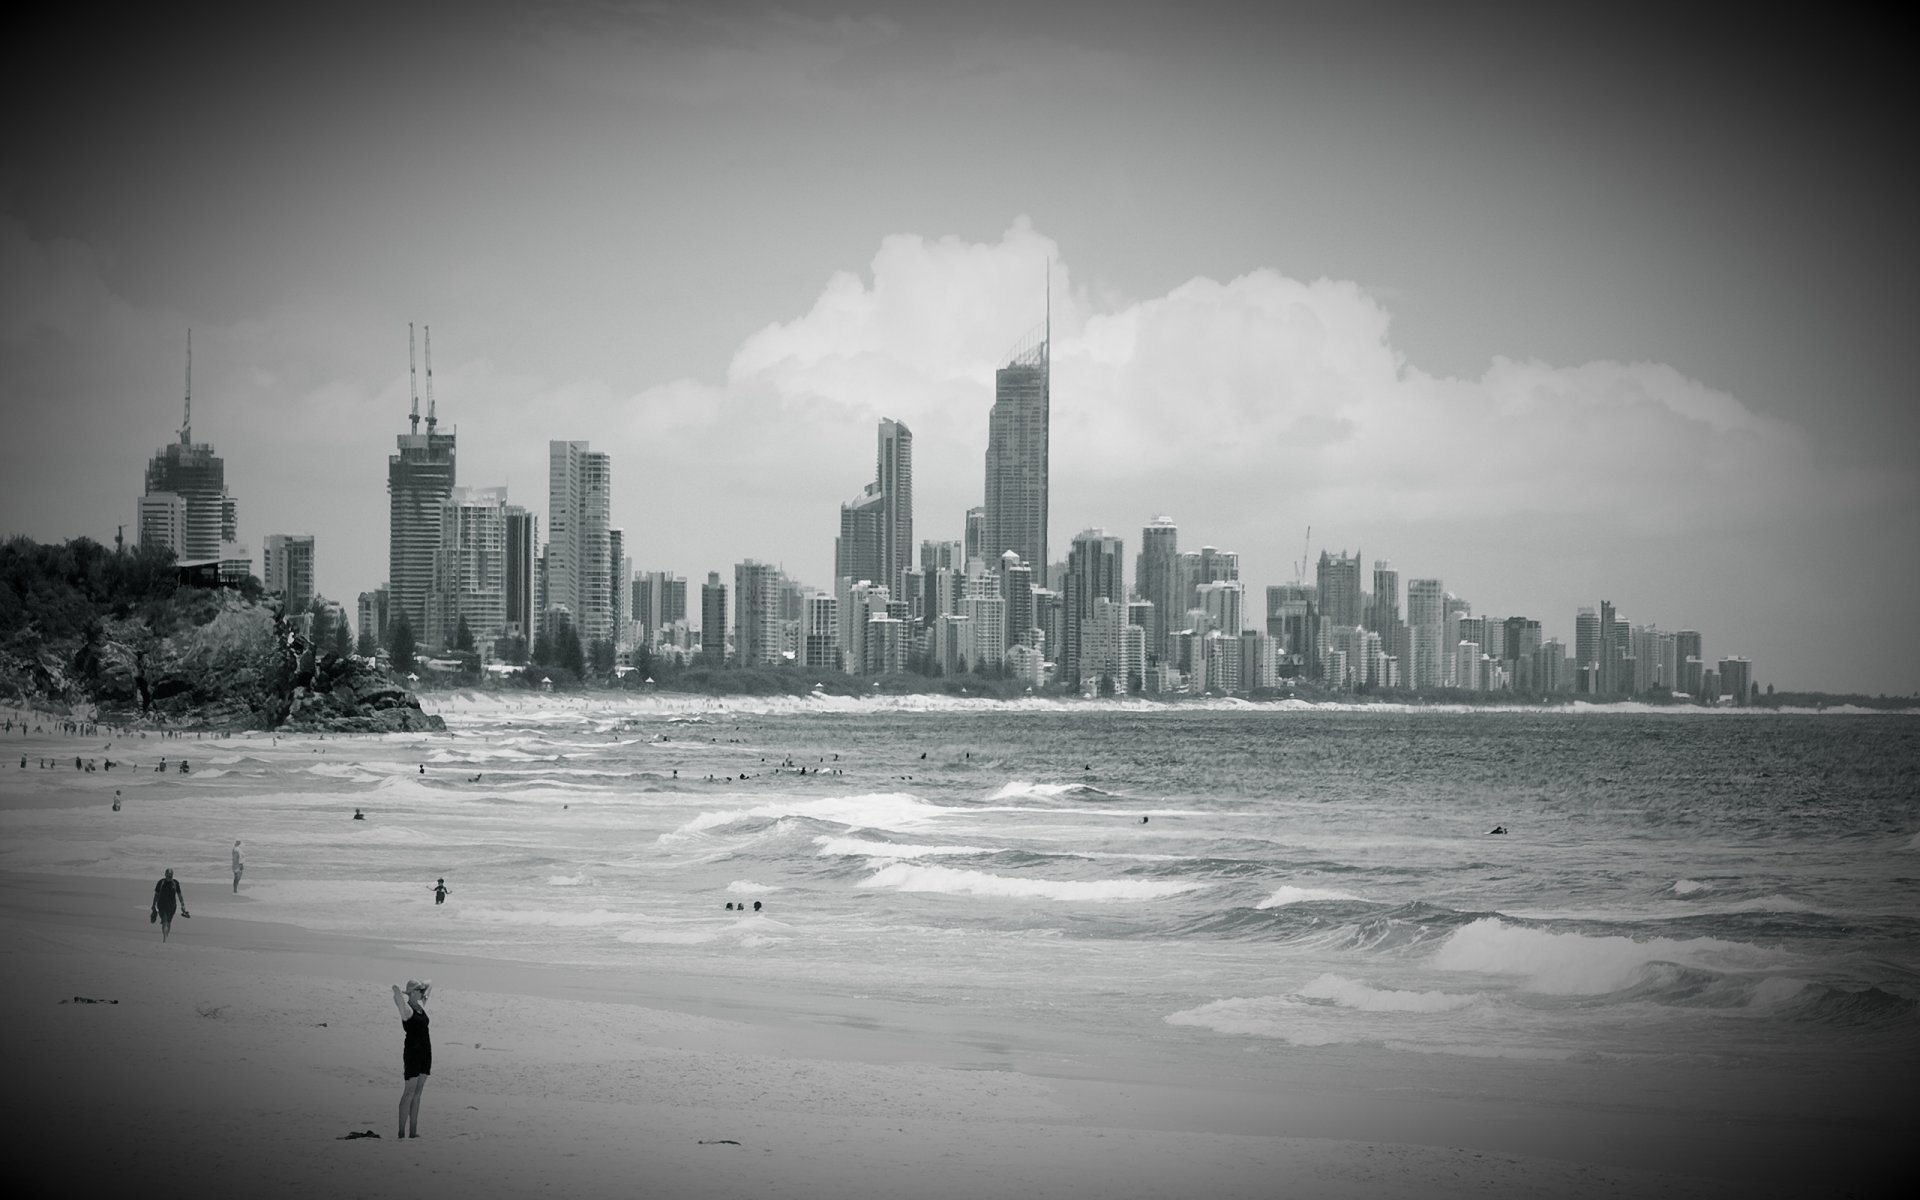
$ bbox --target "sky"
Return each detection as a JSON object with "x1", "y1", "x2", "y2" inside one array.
[{"x1": 2, "y1": 2, "x2": 1914, "y2": 693}]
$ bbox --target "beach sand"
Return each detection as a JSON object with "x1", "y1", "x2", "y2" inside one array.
[
  {"x1": 1, "y1": 710, "x2": 1898, "y2": 1198},
  {"x1": 13, "y1": 864, "x2": 1862, "y2": 1200}
]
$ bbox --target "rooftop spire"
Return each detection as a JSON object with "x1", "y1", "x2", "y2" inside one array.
[
  {"x1": 425, "y1": 324, "x2": 437, "y2": 433},
  {"x1": 408, "y1": 322, "x2": 420, "y2": 435},
  {"x1": 180, "y1": 328, "x2": 192, "y2": 444}
]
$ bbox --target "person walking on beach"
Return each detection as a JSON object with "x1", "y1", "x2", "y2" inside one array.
[
  {"x1": 391, "y1": 979, "x2": 433, "y2": 1137},
  {"x1": 231, "y1": 841, "x2": 244, "y2": 892},
  {"x1": 150, "y1": 868, "x2": 188, "y2": 941}
]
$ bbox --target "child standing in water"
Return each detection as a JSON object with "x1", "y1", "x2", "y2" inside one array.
[{"x1": 433, "y1": 879, "x2": 450, "y2": 905}]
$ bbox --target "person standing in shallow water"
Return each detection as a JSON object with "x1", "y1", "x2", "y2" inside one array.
[
  {"x1": 150, "y1": 868, "x2": 187, "y2": 941},
  {"x1": 391, "y1": 980, "x2": 432, "y2": 1137},
  {"x1": 231, "y1": 840, "x2": 244, "y2": 892},
  {"x1": 433, "y1": 879, "x2": 449, "y2": 905}
]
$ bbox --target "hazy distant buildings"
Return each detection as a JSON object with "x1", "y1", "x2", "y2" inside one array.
[
  {"x1": 427, "y1": 486, "x2": 508, "y2": 649},
  {"x1": 635, "y1": 571, "x2": 687, "y2": 645},
  {"x1": 262, "y1": 534, "x2": 315, "y2": 612},
  {"x1": 982, "y1": 319, "x2": 1050, "y2": 576},
  {"x1": 547, "y1": 440, "x2": 612, "y2": 645},
  {"x1": 357, "y1": 586, "x2": 389, "y2": 651},
  {"x1": 1719, "y1": 656, "x2": 1753, "y2": 705}
]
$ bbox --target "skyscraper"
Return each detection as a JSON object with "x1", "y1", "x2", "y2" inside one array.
[
  {"x1": 1369, "y1": 560, "x2": 1402, "y2": 664},
  {"x1": 700, "y1": 572, "x2": 727, "y2": 664},
  {"x1": 547, "y1": 440, "x2": 612, "y2": 645},
  {"x1": 734, "y1": 560, "x2": 782, "y2": 667},
  {"x1": 1136, "y1": 517, "x2": 1180, "y2": 663},
  {"x1": 875, "y1": 420, "x2": 913, "y2": 597},
  {"x1": 1063, "y1": 529, "x2": 1123, "y2": 687},
  {"x1": 431, "y1": 486, "x2": 508, "y2": 649},
  {"x1": 144, "y1": 332, "x2": 242, "y2": 566},
  {"x1": 963, "y1": 507, "x2": 985, "y2": 570},
  {"x1": 982, "y1": 307, "x2": 1049, "y2": 576},
  {"x1": 1316, "y1": 550, "x2": 1363, "y2": 629},
  {"x1": 1407, "y1": 578, "x2": 1445, "y2": 690},
  {"x1": 504, "y1": 506, "x2": 537, "y2": 643},
  {"x1": 388, "y1": 326, "x2": 455, "y2": 643}
]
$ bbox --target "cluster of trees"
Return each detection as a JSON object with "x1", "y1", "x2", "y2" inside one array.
[{"x1": 1, "y1": 537, "x2": 184, "y2": 644}]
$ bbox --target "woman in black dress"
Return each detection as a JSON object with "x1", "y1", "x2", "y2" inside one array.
[{"x1": 390, "y1": 979, "x2": 432, "y2": 1137}]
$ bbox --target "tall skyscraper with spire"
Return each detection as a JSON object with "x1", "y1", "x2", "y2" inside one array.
[
  {"x1": 388, "y1": 324, "x2": 456, "y2": 644},
  {"x1": 142, "y1": 330, "x2": 242, "y2": 566},
  {"x1": 982, "y1": 281, "x2": 1050, "y2": 577}
]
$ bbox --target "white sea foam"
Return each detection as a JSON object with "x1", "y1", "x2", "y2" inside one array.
[
  {"x1": 726, "y1": 880, "x2": 778, "y2": 894},
  {"x1": 857, "y1": 861, "x2": 1198, "y2": 902},
  {"x1": 1257, "y1": 885, "x2": 1364, "y2": 907},
  {"x1": 987, "y1": 781, "x2": 1103, "y2": 802},
  {"x1": 1430, "y1": 917, "x2": 1781, "y2": 994},
  {"x1": 668, "y1": 792, "x2": 946, "y2": 839},
  {"x1": 1296, "y1": 973, "x2": 1480, "y2": 1013},
  {"x1": 545, "y1": 875, "x2": 585, "y2": 886},
  {"x1": 814, "y1": 835, "x2": 994, "y2": 859},
  {"x1": 1672, "y1": 879, "x2": 1711, "y2": 895},
  {"x1": 1164, "y1": 996, "x2": 1340, "y2": 1043}
]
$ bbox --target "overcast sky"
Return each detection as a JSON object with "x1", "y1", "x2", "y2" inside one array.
[{"x1": 3, "y1": 2, "x2": 1913, "y2": 693}]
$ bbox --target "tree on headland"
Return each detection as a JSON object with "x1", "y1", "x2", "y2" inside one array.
[
  {"x1": 355, "y1": 625, "x2": 376, "y2": 657},
  {"x1": 588, "y1": 636, "x2": 614, "y2": 676},
  {"x1": 389, "y1": 618, "x2": 416, "y2": 674}
]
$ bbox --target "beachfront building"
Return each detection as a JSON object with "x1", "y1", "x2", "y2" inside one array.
[
  {"x1": 1406, "y1": 578, "x2": 1445, "y2": 690},
  {"x1": 734, "y1": 559, "x2": 783, "y2": 667},
  {"x1": 699, "y1": 572, "x2": 727, "y2": 664},
  {"x1": 429, "y1": 486, "x2": 509, "y2": 650},
  {"x1": 1136, "y1": 517, "x2": 1180, "y2": 664},
  {"x1": 1062, "y1": 529, "x2": 1124, "y2": 689},
  {"x1": 504, "y1": 506, "x2": 537, "y2": 645},
  {"x1": 547, "y1": 440, "x2": 613, "y2": 646},
  {"x1": 262, "y1": 534, "x2": 315, "y2": 613},
  {"x1": 801, "y1": 591, "x2": 839, "y2": 670}
]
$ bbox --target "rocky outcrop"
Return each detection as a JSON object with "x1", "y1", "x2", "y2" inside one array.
[{"x1": 6, "y1": 589, "x2": 441, "y2": 732}]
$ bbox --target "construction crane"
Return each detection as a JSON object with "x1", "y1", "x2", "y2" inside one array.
[
  {"x1": 1298, "y1": 525, "x2": 1312, "y2": 583},
  {"x1": 408, "y1": 322, "x2": 420, "y2": 435},
  {"x1": 424, "y1": 325, "x2": 437, "y2": 433},
  {"x1": 181, "y1": 328, "x2": 192, "y2": 444}
]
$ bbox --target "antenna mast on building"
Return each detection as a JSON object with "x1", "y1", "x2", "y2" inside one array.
[
  {"x1": 181, "y1": 328, "x2": 192, "y2": 444},
  {"x1": 408, "y1": 322, "x2": 420, "y2": 435},
  {"x1": 424, "y1": 325, "x2": 437, "y2": 433}
]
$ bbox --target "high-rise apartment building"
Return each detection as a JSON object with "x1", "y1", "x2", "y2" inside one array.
[
  {"x1": 875, "y1": 420, "x2": 913, "y2": 596},
  {"x1": 608, "y1": 528, "x2": 629, "y2": 648},
  {"x1": 1062, "y1": 529, "x2": 1123, "y2": 687},
  {"x1": 634, "y1": 572, "x2": 687, "y2": 644},
  {"x1": 1369, "y1": 560, "x2": 1402, "y2": 663},
  {"x1": 504, "y1": 506, "x2": 537, "y2": 642},
  {"x1": 388, "y1": 332, "x2": 456, "y2": 644},
  {"x1": 1719, "y1": 656, "x2": 1753, "y2": 705},
  {"x1": 963, "y1": 508, "x2": 985, "y2": 570},
  {"x1": 1406, "y1": 578, "x2": 1445, "y2": 690},
  {"x1": 357, "y1": 586, "x2": 389, "y2": 652},
  {"x1": 430, "y1": 486, "x2": 508, "y2": 650},
  {"x1": 836, "y1": 484, "x2": 885, "y2": 589},
  {"x1": 700, "y1": 572, "x2": 727, "y2": 664},
  {"x1": 1316, "y1": 550, "x2": 1363, "y2": 630},
  {"x1": 982, "y1": 317, "x2": 1050, "y2": 576},
  {"x1": 547, "y1": 440, "x2": 612, "y2": 645},
  {"x1": 733, "y1": 560, "x2": 783, "y2": 667},
  {"x1": 262, "y1": 534, "x2": 315, "y2": 613},
  {"x1": 1135, "y1": 517, "x2": 1180, "y2": 663}
]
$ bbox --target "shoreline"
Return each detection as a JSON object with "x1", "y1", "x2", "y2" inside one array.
[{"x1": 4, "y1": 867, "x2": 1899, "y2": 1198}]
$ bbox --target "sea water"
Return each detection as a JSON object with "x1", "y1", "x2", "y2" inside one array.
[{"x1": 6, "y1": 697, "x2": 1917, "y2": 1076}]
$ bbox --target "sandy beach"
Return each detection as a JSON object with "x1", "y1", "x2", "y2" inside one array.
[{"x1": 3, "y1": 707, "x2": 1906, "y2": 1198}]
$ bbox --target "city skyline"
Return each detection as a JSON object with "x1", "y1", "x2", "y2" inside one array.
[{"x1": 2, "y1": 4, "x2": 1913, "y2": 693}]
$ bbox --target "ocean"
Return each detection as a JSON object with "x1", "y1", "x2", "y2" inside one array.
[{"x1": 8, "y1": 696, "x2": 1918, "y2": 1080}]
